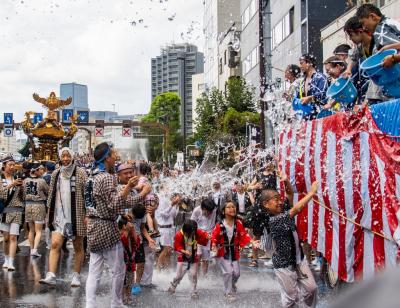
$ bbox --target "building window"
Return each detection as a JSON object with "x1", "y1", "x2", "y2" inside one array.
[
  {"x1": 224, "y1": 50, "x2": 227, "y2": 65},
  {"x1": 271, "y1": 7, "x2": 295, "y2": 50},
  {"x1": 242, "y1": 0, "x2": 258, "y2": 29},
  {"x1": 242, "y1": 47, "x2": 259, "y2": 75},
  {"x1": 219, "y1": 57, "x2": 223, "y2": 75}
]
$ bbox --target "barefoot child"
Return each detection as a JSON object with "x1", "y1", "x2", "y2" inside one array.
[
  {"x1": 211, "y1": 201, "x2": 257, "y2": 302},
  {"x1": 168, "y1": 220, "x2": 209, "y2": 299},
  {"x1": 135, "y1": 162, "x2": 159, "y2": 238},
  {"x1": 118, "y1": 215, "x2": 139, "y2": 292},
  {"x1": 260, "y1": 181, "x2": 319, "y2": 308}
]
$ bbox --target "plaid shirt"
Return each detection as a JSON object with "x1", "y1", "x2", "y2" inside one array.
[
  {"x1": 1, "y1": 176, "x2": 25, "y2": 225},
  {"x1": 86, "y1": 172, "x2": 144, "y2": 253}
]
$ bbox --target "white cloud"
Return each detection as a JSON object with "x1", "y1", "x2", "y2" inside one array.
[{"x1": 0, "y1": 0, "x2": 204, "y2": 120}]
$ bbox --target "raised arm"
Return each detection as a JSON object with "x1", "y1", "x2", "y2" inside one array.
[
  {"x1": 278, "y1": 171, "x2": 294, "y2": 207},
  {"x1": 289, "y1": 181, "x2": 318, "y2": 218}
]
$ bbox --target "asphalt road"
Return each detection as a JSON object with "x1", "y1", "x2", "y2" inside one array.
[{"x1": 0, "y1": 237, "x2": 339, "y2": 308}]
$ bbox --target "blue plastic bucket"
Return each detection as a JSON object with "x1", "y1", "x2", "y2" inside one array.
[
  {"x1": 326, "y1": 77, "x2": 358, "y2": 105},
  {"x1": 316, "y1": 109, "x2": 334, "y2": 119},
  {"x1": 292, "y1": 97, "x2": 313, "y2": 117},
  {"x1": 360, "y1": 49, "x2": 400, "y2": 86},
  {"x1": 382, "y1": 78, "x2": 400, "y2": 98}
]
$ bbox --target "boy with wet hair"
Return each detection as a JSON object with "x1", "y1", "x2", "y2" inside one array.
[
  {"x1": 356, "y1": 4, "x2": 400, "y2": 104},
  {"x1": 342, "y1": 15, "x2": 372, "y2": 104},
  {"x1": 356, "y1": 3, "x2": 400, "y2": 51},
  {"x1": 261, "y1": 181, "x2": 319, "y2": 308},
  {"x1": 168, "y1": 219, "x2": 209, "y2": 299},
  {"x1": 190, "y1": 197, "x2": 217, "y2": 275}
]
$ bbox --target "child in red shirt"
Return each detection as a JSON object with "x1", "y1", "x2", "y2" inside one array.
[
  {"x1": 168, "y1": 220, "x2": 209, "y2": 299},
  {"x1": 118, "y1": 215, "x2": 139, "y2": 289},
  {"x1": 211, "y1": 201, "x2": 258, "y2": 302}
]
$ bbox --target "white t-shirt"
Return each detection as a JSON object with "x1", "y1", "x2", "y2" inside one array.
[
  {"x1": 223, "y1": 219, "x2": 234, "y2": 242},
  {"x1": 213, "y1": 191, "x2": 221, "y2": 206},
  {"x1": 155, "y1": 194, "x2": 179, "y2": 226},
  {"x1": 237, "y1": 193, "x2": 246, "y2": 213},
  {"x1": 191, "y1": 206, "x2": 217, "y2": 233},
  {"x1": 54, "y1": 176, "x2": 71, "y2": 229}
]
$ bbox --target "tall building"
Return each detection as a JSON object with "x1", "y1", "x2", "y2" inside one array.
[
  {"x1": 240, "y1": 0, "x2": 349, "y2": 91},
  {"x1": 240, "y1": 0, "x2": 261, "y2": 92},
  {"x1": 191, "y1": 73, "x2": 206, "y2": 134},
  {"x1": 0, "y1": 133, "x2": 17, "y2": 155},
  {"x1": 217, "y1": 23, "x2": 242, "y2": 91},
  {"x1": 60, "y1": 82, "x2": 89, "y2": 153},
  {"x1": 151, "y1": 43, "x2": 204, "y2": 136},
  {"x1": 203, "y1": 0, "x2": 241, "y2": 90},
  {"x1": 60, "y1": 82, "x2": 89, "y2": 110}
]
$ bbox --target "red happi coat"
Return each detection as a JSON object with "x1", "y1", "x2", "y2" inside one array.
[
  {"x1": 174, "y1": 229, "x2": 209, "y2": 263},
  {"x1": 211, "y1": 219, "x2": 251, "y2": 261},
  {"x1": 120, "y1": 226, "x2": 139, "y2": 272}
]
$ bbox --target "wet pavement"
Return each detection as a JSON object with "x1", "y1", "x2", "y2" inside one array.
[{"x1": 0, "y1": 236, "x2": 340, "y2": 308}]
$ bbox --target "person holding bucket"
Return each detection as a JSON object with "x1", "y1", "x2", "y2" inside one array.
[
  {"x1": 342, "y1": 16, "x2": 372, "y2": 105},
  {"x1": 356, "y1": 4, "x2": 400, "y2": 103},
  {"x1": 381, "y1": 42, "x2": 400, "y2": 68},
  {"x1": 356, "y1": 4, "x2": 400, "y2": 52},
  {"x1": 296, "y1": 54, "x2": 328, "y2": 120},
  {"x1": 323, "y1": 56, "x2": 352, "y2": 112}
]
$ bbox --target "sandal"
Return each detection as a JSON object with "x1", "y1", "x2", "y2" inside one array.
[{"x1": 249, "y1": 259, "x2": 258, "y2": 267}]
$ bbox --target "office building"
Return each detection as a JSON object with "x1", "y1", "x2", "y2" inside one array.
[
  {"x1": 191, "y1": 73, "x2": 206, "y2": 133},
  {"x1": 60, "y1": 82, "x2": 89, "y2": 110},
  {"x1": 151, "y1": 43, "x2": 204, "y2": 136},
  {"x1": 217, "y1": 23, "x2": 242, "y2": 91},
  {"x1": 203, "y1": 0, "x2": 241, "y2": 90}
]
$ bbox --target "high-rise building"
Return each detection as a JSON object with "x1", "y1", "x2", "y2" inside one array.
[
  {"x1": 60, "y1": 82, "x2": 89, "y2": 153},
  {"x1": 60, "y1": 82, "x2": 88, "y2": 110},
  {"x1": 191, "y1": 73, "x2": 206, "y2": 134},
  {"x1": 217, "y1": 23, "x2": 242, "y2": 91},
  {"x1": 151, "y1": 43, "x2": 204, "y2": 136},
  {"x1": 203, "y1": 0, "x2": 241, "y2": 90}
]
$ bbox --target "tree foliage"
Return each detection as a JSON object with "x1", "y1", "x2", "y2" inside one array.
[
  {"x1": 142, "y1": 92, "x2": 182, "y2": 162},
  {"x1": 225, "y1": 77, "x2": 256, "y2": 113},
  {"x1": 194, "y1": 77, "x2": 258, "y2": 145}
]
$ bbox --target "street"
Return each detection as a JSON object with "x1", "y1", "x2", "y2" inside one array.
[{"x1": 0, "y1": 236, "x2": 339, "y2": 308}]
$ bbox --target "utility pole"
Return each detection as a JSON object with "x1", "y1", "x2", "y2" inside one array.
[
  {"x1": 259, "y1": 0, "x2": 266, "y2": 149},
  {"x1": 259, "y1": 0, "x2": 273, "y2": 149}
]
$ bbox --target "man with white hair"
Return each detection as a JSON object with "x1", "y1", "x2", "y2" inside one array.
[{"x1": 40, "y1": 147, "x2": 87, "y2": 287}]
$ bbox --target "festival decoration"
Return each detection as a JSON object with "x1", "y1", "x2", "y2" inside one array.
[{"x1": 21, "y1": 92, "x2": 78, "y2": 161}]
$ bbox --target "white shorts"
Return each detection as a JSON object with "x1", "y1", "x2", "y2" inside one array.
[
  {"x1": 197, "y1": 243, "x2": 211, "y2": 261},
  {"x1": 159, "y1": 227, "x2": 175, "y2": 247},
  {"x1": 29, "y1": 221, "x2": 45, "y2": 225},
  {"x1": 0, "y1": 222, "x2": 20, "y2": 235}
]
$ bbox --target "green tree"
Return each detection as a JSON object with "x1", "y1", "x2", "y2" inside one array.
[
  {"x1": 142, "y1": 92, "x2": 181, "y2": 161},
  {"x1": 222, "y1": 108, "x2": 260, "y2": 137},
  {"x1": 225, "y1": 77, "x2": 256, "y2": 113}
]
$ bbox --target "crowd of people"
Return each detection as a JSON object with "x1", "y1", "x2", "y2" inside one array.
[
  {"x1": 0, "y1": 3, "x2": 400, "y2": 308},
  {"x1": 283, "y1": 4, "x2": 400, "y2": 120},
  {"x1": 0, "y1": 142, "x2": 320, "y2": 308}
]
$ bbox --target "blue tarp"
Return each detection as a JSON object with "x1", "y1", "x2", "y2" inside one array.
[{"x1": 370, "y1": 99, "x2": 400, "y2": 137}]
